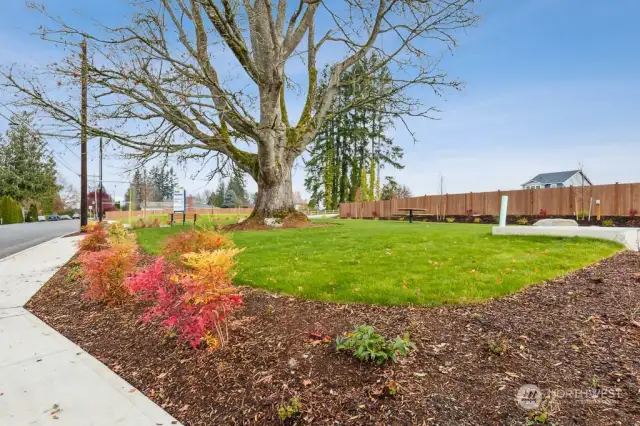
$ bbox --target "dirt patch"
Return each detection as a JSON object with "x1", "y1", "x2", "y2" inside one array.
[
  {"x1": 224, "y1": 211, "x2": 327, "y2": 231},
  {"x1": 26, "y1": 252, "x2": 640, "y2": 425}
]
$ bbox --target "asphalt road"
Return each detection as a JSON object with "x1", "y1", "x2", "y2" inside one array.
[{"x1": 0, "y1": 220, "x2": 79, "y2": 260}]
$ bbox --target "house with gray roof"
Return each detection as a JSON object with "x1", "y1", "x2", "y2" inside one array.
[{"x1": 521, "y1": 170, "x2": 592, "y2": 189}]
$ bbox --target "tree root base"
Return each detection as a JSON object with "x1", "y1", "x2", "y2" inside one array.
[{"x1": 223, "y1": 210, "x2": 322, "y2": 231}]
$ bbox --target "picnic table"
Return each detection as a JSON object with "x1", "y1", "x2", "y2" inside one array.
[{"x1": 395, "y1": 207, "x2": 427, "y2": 223}]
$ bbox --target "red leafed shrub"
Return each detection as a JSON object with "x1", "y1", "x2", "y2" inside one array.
[
  {"x1": 79, "y1": 245, "x2": 138, "y2": 304},
  {"x1": 465, "y1": 209, "x2": 473, "y2": 216},
  {"x1": 539, "y1": 208, "x2": 548, "y2": 217},
  {"x1": 372, "y1": 210, "x2": 379, "y2": 218},
  {"x1": 78, "y1": 227, "x2": 108, "y2": 252},
  {"x1": 162, "y1": 229, "x2": 233, "y2": 264},
  {"x1": 629, "y1": 209, "x2": 639, "y2": 218},
  {"x1": 127, "y1": 251, "x2": 243, "y2": 350},
  {"x1": 345, "y1": 211, "x2": 352, "y2": 218}
]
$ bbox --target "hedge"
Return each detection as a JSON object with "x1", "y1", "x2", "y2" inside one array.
[{"x1": 0, "y1": 195, "x2": 24, "y2": 224}]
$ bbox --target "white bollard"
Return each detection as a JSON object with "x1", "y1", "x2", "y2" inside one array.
[{"x1": 499, "y1": 195, "x2": 509, "y2": 227}]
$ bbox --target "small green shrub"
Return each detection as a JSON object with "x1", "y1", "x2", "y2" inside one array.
[
  {"x1": 473, "y1": 217, "x2": 481, "y2": 224},
  {"x1": 397, "y1": 216, "x2": 405, "y2": 222},
  {"x1": 516, "y1": 217, "x2": 529, "y2": 225},
  {"x1": 67, "y1": 264, "x2": 82, "y2": 282},
  {"x1": 336, "y1": 325, "x2": 416, "y2": 365},
  {"x1": 601, "y1": 219, "x2": 614, "y2": 227},
  {"x1": 487, "y1": 338, "x2": 508, "y2": 355},
  {"x1": 445, "y1": 217, "x2": 455, "y2": 223},
  {"x1": 277, "y1": 397, "x2": 301, "y2": 421}
]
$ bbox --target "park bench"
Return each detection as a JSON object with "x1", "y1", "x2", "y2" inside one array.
[
  {"x1": 170, "y1": 212, "x2": 198, "y2": 226},
  {"x1": 393, "y1": 207, "x2": 428, "y2": 223}
]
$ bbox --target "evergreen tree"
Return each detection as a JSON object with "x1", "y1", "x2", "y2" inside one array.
[
  {"x1": 368, "y1": 160, "x2": 376, "y2": 201},
  {"x1": 305, "y1": 55, "x2": 404, "y2": 209},
  {"x1": 227, "y1": 172, "x2": 248, "y2": 206},
  {"x1": 164, "y1": 167, "x2": 178, "y2": 200},
  {"x1": 25, "y1": 203, "x2": 39, "y2": 222},
  {"x1": 124, "y1": 169, "x2": 143, "y2": 210},
  {"x1": 0, "y1": 195, "x2": 23, "y2": 224},
  {"x1": 211, "y1": 180, "x2": 225, "y2": 207},
  {"x1": 222, "y1": 188, "x2": 237, "y2": 208},
  {"x1": 0, "y1": 112, "x2": 59, "y2": 207},
  {"x1": 360, "y1": 168, "x2": 369, "y2": 201}
]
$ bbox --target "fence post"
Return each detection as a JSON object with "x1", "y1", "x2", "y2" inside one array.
[
  {"x1": 530, "y1": 188, "x2": 534, "y2": 215},
  {"x1": 614, "y1": 182, "x2": 620, "y2": 215}
]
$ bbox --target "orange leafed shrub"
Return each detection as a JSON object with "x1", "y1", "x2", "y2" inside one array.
[
  {"x1": 78, "y1": 244, "x2": 138, "y2": 304},
  {"x1": 162, "y1": 229, "x2": 233, "y2": 264},
  {"x1": 180, "y1": 249, "x2": 243, "y2": 304},
  {"x1": 78, "y1": 227, "x2": 108, "y2": 252},
  {"x1": 127, "y1": 249, "x2": 243, "y2": 350}
]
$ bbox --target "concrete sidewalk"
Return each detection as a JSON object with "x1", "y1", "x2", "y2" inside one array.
[{"x1": 0, "y1": 236, "x2": 180, "y2": 425}]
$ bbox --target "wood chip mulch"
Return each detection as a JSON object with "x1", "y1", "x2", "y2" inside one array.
[{"x1": 25, "y1": 252, "x2": 640, "y2": 425}]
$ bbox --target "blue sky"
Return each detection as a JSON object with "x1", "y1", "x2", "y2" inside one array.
[{"x1": 1, "y1": 0, "x2": 639, "y2": 200}]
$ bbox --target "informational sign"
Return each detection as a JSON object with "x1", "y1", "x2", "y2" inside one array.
[{"x1": 173, "y1": 187, "x2": 186, "y2": 212}]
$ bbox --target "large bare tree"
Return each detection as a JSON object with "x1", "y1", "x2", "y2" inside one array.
[{"x1": 2, "y1": 0, "x2": 477, "y2": 220}]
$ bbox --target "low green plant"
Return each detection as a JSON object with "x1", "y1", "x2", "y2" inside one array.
[
  {"x1": 336, "y1": 325, "x2": 416, "y2": 365},
  {"x1": 473, "y1": 217, "x2": 482, "y2": 224},
  {"x1": 397, "y1": 216, "x2": 405, "y2": 222},
  {"x1": 516, "y1": 217, "x2": 529, "y2": 225},
  {"x1": 526, "y1": 410, "x2": 554, "y2": 425},
  {"x1": 67, "y1": 264, "x2": 82, "y2": 282},
  {"x1": 277, "y1": 397, "x2": 301, "y2": 421},
  {"x1": 445, "y1": 217, "x2": 455, "y2": 223},
  {"x1": 487, "y1": 338, "x2": 508, "y2": 355},
  {"x1": 601, "y1": 219, "x2": 614, "y2": 227}
]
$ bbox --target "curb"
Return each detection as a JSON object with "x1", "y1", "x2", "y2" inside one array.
[{"x1": 0, "y1": 230, "x2": 81, "y2": 263}]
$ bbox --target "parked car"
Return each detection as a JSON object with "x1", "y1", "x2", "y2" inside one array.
[
  {"x1": 59, "y1": 215, "x2": 72, "y2": 220},
  {"x1": 72, "y1": 213, "x2": 80, "y2": 219},
  {"x1": 46, "y1": 214, "x2": 59, "y2": 221},
  {"x1": 37, "y1": 216, "x2": 46, "y2": 222}
]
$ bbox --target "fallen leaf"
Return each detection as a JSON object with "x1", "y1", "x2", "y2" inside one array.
[
  {"x1": 158, "y1": 372, "x2": 168, "y2": 379},
  {"x1": 128, "y1": 388, "x2": 137, "y2": 393},
  {"x1": 302, "y1": 379, "x2": 312, "y2": 387},
  {"x1": 179, "y1": 404, "x2": 189, "y2": 412}
]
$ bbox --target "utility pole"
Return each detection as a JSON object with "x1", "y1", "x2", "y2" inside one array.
[
  {"x1": 80, "y1": 38, "x2": 88, "y2": 229},
  {"x1": 98, "y1": 137, "x2": 103, "y2": 221}
]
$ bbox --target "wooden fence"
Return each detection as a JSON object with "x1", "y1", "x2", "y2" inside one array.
[
  {"x1": 105, "y1": 207, "x2": 253, "y2": 221},
  {"x1": 339, "y1": 182, "x2": 640, "y2": 219}
]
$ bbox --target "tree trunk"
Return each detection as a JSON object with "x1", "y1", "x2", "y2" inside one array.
[
  {"x1": 250, "y1": 129, "x2": 299, "y2": 219},
  {"x1": 253, "y1": 164, "x2": 295, "y2": 218}
]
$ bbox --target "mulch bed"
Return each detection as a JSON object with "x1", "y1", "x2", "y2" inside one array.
[
  {"x1": 26, "y1": 252, "x2": 640, "y2": 425},
  {"x1": 224, "y1": 212, "x2": 329, "y2": 231}
]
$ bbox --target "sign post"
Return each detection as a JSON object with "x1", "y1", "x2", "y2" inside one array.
[
  {"x1": 499, "y1": 195, "x2": 509, "y2": 227},
  {"x1": 173, "y1": 187, "x2": 186, "y2": 225}
]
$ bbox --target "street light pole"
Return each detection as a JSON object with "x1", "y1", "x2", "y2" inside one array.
[
  {"x1": 98, "y1": 137, "x2": 103, "y2": 221},
  {"x1": 80, "y1": 38, "x2": 88, "y2": 229}
]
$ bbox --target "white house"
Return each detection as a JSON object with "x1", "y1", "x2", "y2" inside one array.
[{"x1": 521, "y1": 170, "x2": 592, "y2": 189}]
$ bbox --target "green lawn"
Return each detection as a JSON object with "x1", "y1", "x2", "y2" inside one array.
[
  {"x1": 121, "y1": 213, "x2": 247, "y2": 227},
  {"x1": 133, "y1": 220, "x2": 623, "y2": 306}
]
